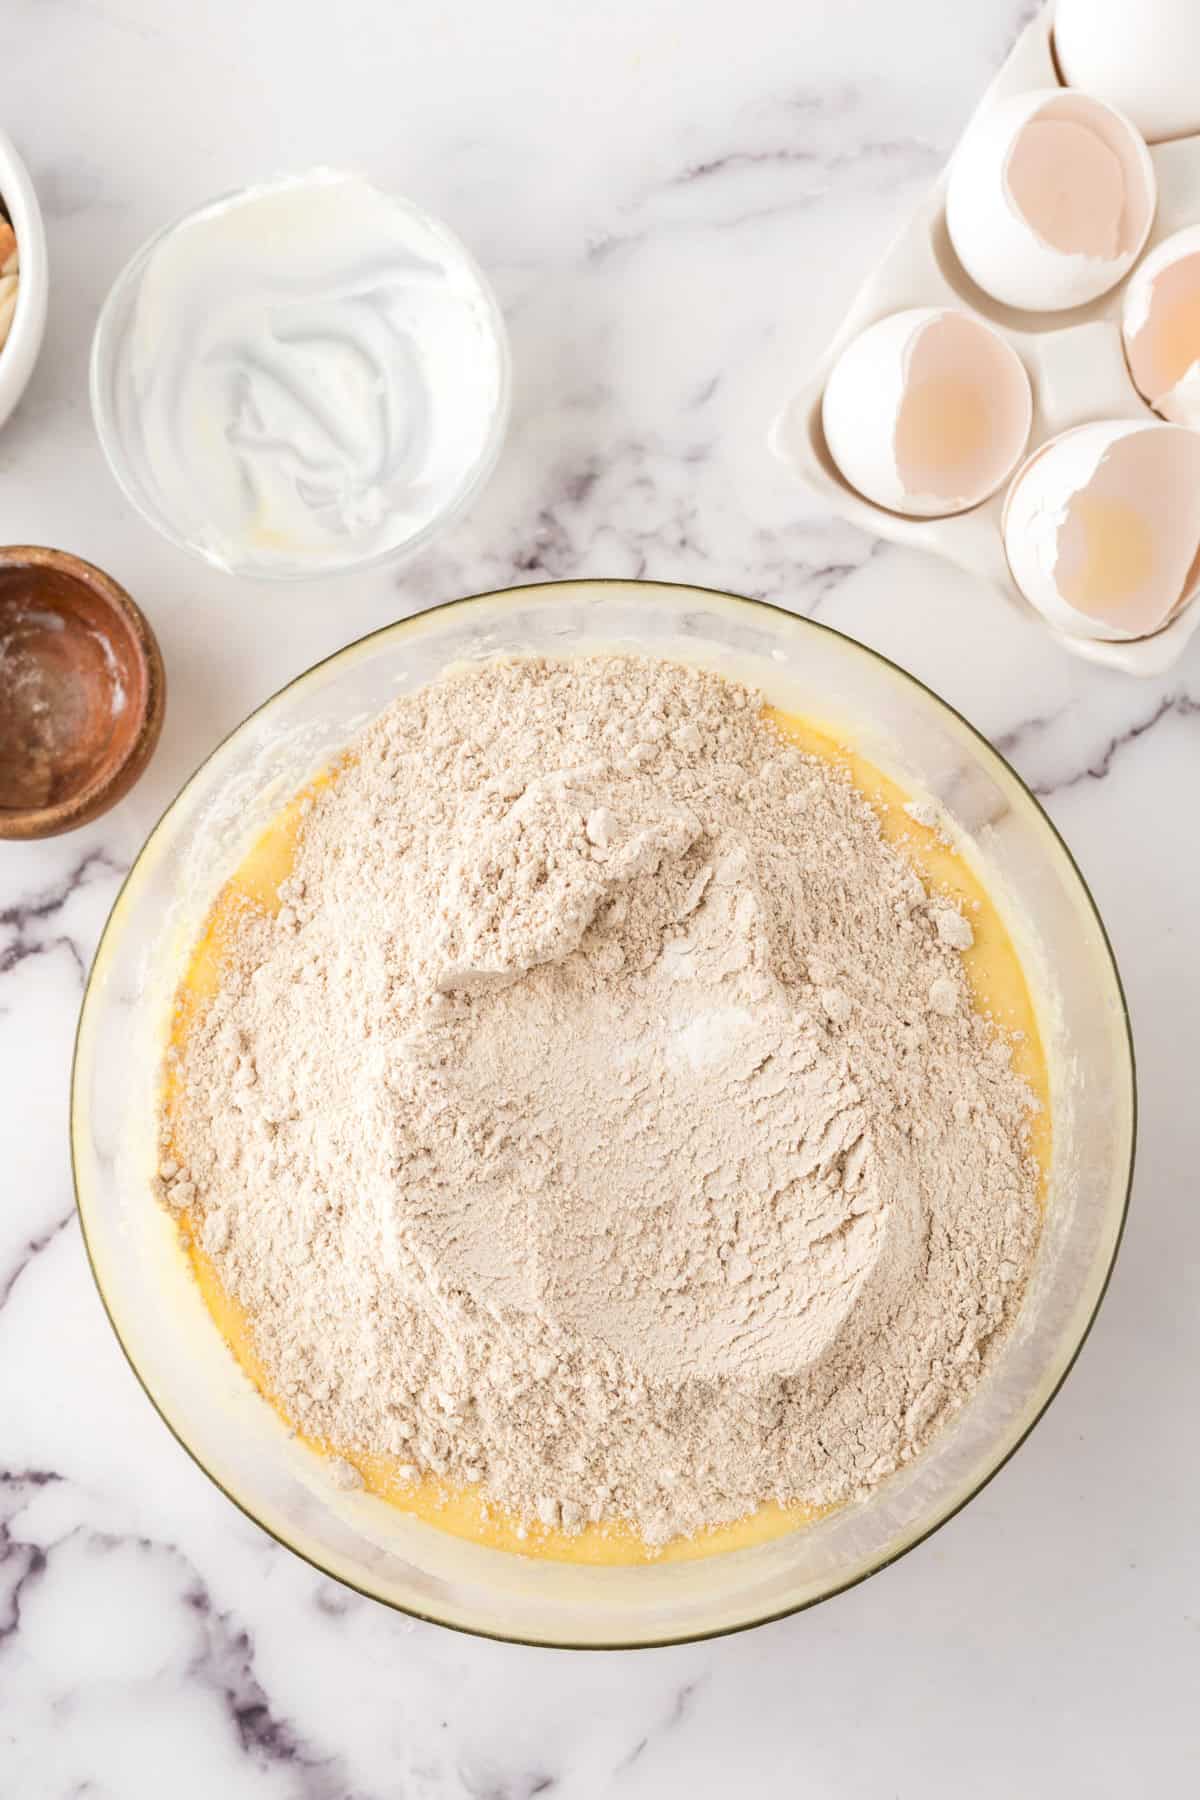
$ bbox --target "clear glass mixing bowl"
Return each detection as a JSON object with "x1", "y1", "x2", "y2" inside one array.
[
  {"x1": 89, "y1": 181, "x2": 511, "y2": 581},
  {"x1": 71, "y1": 581, "x2": 1135, "y2": 1648}
]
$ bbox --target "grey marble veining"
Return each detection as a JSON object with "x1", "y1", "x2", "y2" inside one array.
[{"x1": 1, "y1": 0, "x2": 1197, "y2": 1793}]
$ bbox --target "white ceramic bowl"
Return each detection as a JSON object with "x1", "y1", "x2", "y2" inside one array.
[
  {"x1": 72, "y1": 581, "x2": 1135, "y2": 1647},
  {"x1": 0, "y1": 128, "x2": 49, "y2": 432}
]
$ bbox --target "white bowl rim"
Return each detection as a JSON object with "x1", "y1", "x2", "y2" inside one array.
[{"x1": 0, "y1": 127, "x2": 50, "y2": 432}]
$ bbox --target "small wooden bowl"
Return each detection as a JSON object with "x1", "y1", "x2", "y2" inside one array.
[{"x1": 0, "y1": 547, "x2": 165, "y2": 840}]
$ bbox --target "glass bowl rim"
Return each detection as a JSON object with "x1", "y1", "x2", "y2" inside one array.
[
  {"x1": 70, "y1": 577, "x2": 1138, "y2": 1649},
  {"x1": 87, "y1": 174, "x2": 513, "y2": 583}
]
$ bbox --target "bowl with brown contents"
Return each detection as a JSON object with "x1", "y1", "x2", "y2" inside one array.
[{"x1": 0, "y1": 548, "x2": 165, "y2": 840}]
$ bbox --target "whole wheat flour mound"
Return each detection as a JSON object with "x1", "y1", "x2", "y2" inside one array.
[{"x1": 164, "y1": 656, "x2": 1041, "y2": 1545}]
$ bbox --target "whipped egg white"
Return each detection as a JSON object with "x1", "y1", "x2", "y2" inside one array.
[{"x1": 116, "y1": 171, "x2": 507, "y2": 575}]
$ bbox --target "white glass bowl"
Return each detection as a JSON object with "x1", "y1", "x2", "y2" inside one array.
[
  {"x1": 89, "y1": 180, "x2": 510, "y2": 580},
  {"x1": 71, "y1": 582, "x2": 1135, "y2": 1647}
]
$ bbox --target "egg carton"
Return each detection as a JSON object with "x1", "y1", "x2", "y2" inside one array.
[{"x1": 770, "y1": 2, "x2": 1200, "y2": 675}]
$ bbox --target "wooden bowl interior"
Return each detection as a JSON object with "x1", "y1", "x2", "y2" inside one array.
[{"x1": 0, "y1": 558, "x2": 155, "y2": 826}]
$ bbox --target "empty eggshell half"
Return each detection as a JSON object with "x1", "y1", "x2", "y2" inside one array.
[
  {"x1": 1055, "y1": 0, "x2": 1200, "y2": 144},
  {"x1": 1122, "y1": 225, "x2": 1200, "y2": 425},
  {"x1": 1003, "y1": 419, "x2": 1200, "y2": 640},
  {"x1": 820, "y1": 307, "x2": 1032, "y2": 518},
  {"x1": 945, "y1": 89, "x2": 1155, "y2": 312}
]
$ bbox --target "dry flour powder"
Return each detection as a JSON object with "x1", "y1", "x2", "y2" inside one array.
[{"x1": 163, "y1": 655, "x2": 1041, "y2": 1544}]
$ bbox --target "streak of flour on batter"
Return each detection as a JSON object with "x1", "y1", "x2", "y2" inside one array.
[{"x1": 158, "y1": 656, "x2": 1045, "y2": 1561}]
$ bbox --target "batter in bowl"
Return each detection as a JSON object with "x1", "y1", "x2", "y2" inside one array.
[{"x1": 158, "y1": 655, "x2": 1047, "y2": 1563}]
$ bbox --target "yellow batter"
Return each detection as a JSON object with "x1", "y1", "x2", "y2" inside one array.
[{"x1": 162, "y1": 706, "x2": 1050, "y2": 1566}]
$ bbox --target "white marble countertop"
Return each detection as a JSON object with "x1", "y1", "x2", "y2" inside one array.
[{"x1": 1, "y1": 0, "x2": 1196, "y2": 1792}]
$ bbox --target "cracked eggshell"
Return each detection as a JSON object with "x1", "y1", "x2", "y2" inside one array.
[
  {"x1": 1055, "y1": 0, "x2": 1200, "y2": 144},
  {"x1": 945, "y1": 89, "x2": 1155, "y2": 312},
  {"x1": 1122, "y1": 225, "x2": 1200, "y2": 425},
  {"x1": 1003, "y1": 419, "x2": 1200, "y2": 641},
  {"x1": 820, "y1": 307, "x2": 1032, "y2": 519}
]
